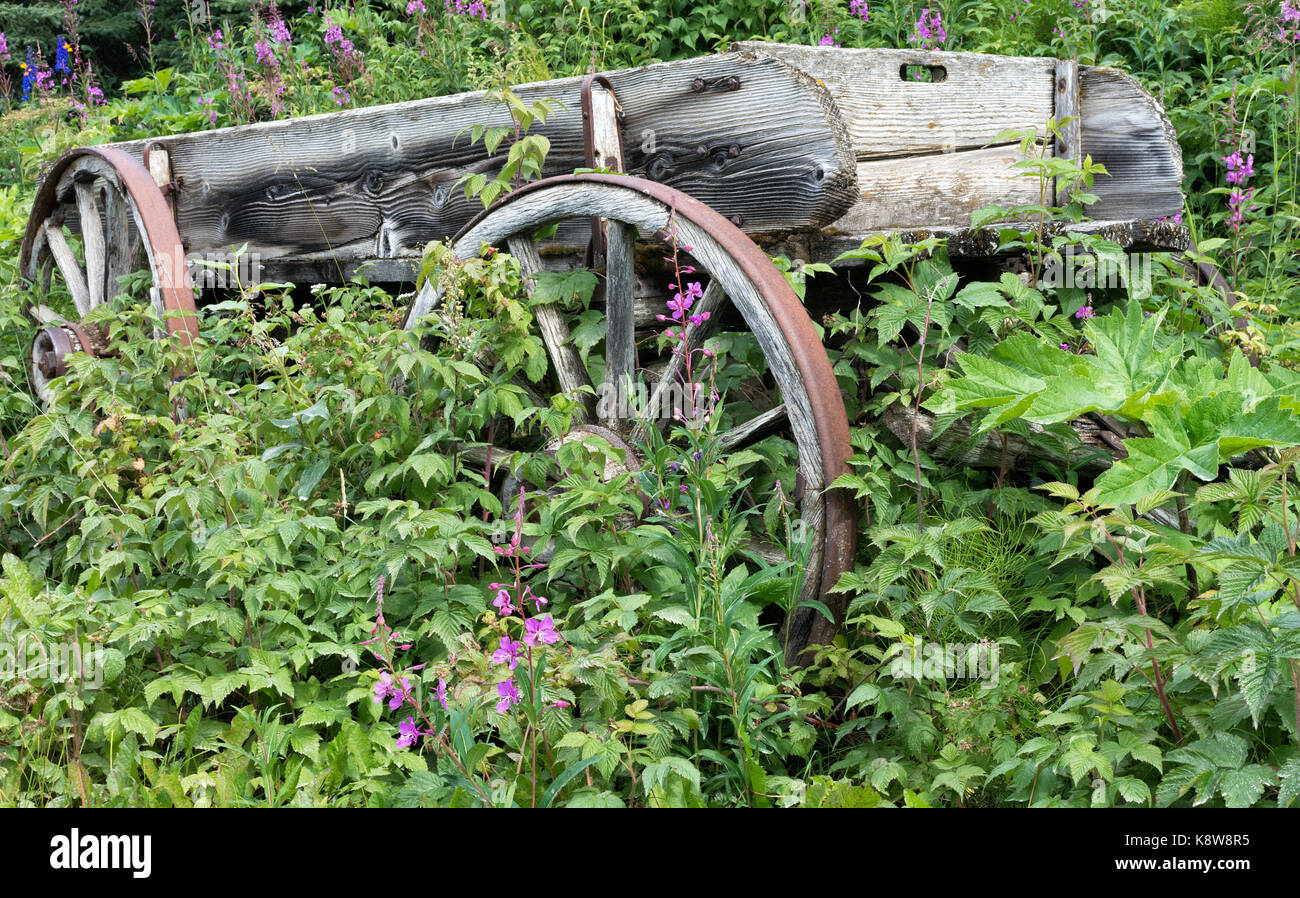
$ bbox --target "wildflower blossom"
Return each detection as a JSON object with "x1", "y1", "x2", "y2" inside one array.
[
  {"x1": 492, "y1": 635, "x2": 522, "y2": 670},
  {"x1": 496, "y1": 678, "x2": 521, "y2": 713},
  {"x1": 818, "y1": 30, "x2": 840, "y2": 46},
  {"x1": 523, "y1": 615, "x2": 560, "y2": 646},
  {"x1": 396, "y1": 717, "x2": 423, "y2": 749},
  {"x1": 1075, "y1": 305, "x2": 1095, "y2": 319},
  {"x1": 910, "y1": 8, "x2": 947, "y2": 49},
  {"x1": 54, "y1": 36, "x2": 71, "y2": 73},
  {"x1": 408, "y1": 0, "x2": 427, "y2": 11},
  {"x1": 0, "y1": 32, "x2": 8, "y2": 60},
  {"x1": 270, "y1": 18, "x2": 292, "y2": 45},
  {"x1": 849, "y1": 0, "x2": 870, "y2": 22},
  {"x1": 447, "y1": 0, "x2": 489, "y2": 19},
  {"x1": 436, "y1": 678, "x2": 449, "y2": 710},
  {"x1": 491, "y1": 584, "x2": 516, "y2": 616}
]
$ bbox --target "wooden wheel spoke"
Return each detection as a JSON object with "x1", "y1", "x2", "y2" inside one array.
[
  {"x1": 43, "y1": 219, "x2": 91, "y2": 317},
  {"x1": 102, "y1": 178, "x2": 133, "y2": 304},
  {"x1": 717, "y1": 403, "x2": 789, "y2": 453},
  {"x1": 636, "y1": 280, "x2": 726, "y2": 440},
  {"x1": 74, "y1": 181, "x2": 107, "y2": 310},
  {"x1": 601, "y1": 219, "x2": 637, "y2": 428},
  {"x1": 507, "y1": 236, "x2": 595, "y2": 419}
]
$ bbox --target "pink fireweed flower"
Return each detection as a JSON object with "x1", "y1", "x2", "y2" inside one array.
[
  {"x1": 910, "y1": 8, "x2": 947, "y2": 49},
  {"x1": 255, "y1": 39, "x2": 275, "y2": 64},
  {"x1": 270, "y1": 19, "x2": 292, "y2": 45},
  {"x1": 492, "y1": 586, "x2": 516, "y2": 616},
  {"x1": 408, "y1": 0, "x2": 427, "y2": 11},
  {"x1": 818, "y1": 30, "x2": 840, "y2": 47},
  {"x1": 523, "y1": 615, "x2": 560, "y2": 646},
  {"x1": 1075, "y1": 305, "x2": 1095, "y2": 319},
  {"x1": 437, "y1": 677, "x2": 449, "y2": 709},
  {"x1": 496, "y1": 679, "x2": 521, "y2": 713},
  {"x1": 373, "y1": 671, "x2": 414, "y2": 710},
  {"x1": 492, "y1": 635, "x2": 522, "y2": 670},
  {"x1": 396, "y1": 717, "x2": 422, "y2": 749},
  {"x1": 1224, "y1": 150, "x2": 1255, "y2": 186},
  {"x1": 849, "y1": 0, "x2": 870, "y2": 22}
]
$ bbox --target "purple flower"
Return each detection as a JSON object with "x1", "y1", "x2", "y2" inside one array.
[
  {"x1": 1224, "y1": 150, "x2": 1255, "y2": 186},
  {"x1": 372, "y1": 671, "x2": 413, "y2": 710},
  {"x1": 492, "y1": 635, "x2": 521, "y2": 670},
  {"x1": 492, "y1": 586, "x2": 516, "y2": 616},
  {"x1": 818, "y1": 30, "x2": 840, "y2": 47},
  {"x1": 207, "y1": 29, "x2": 225, "y2": 52},
  {"x1": 255, "y1": 39, "x2": 275, "y2": 65},
  {"x1": 910, "y1": 8, "x2": 947, "y2": 49},
  {"x1": 408, "y1": 0, "x2": 427, "y2": 11},
  {"x1": 523, "y1": 615, "x2": 559, "y2": 646},
  {"x1": 436, "y1": 677, "x2": 449, "y2": 709},
  {"x1": 270, "y1": 19, "x2": 292, "y2": 45},
  {"x1": 849, "y1": 0, "x2": 870, "y2": 22},
  {"x1": 496, "y1": 678, "x2": 521, "y2": 713},
  {"x1": 0, "y1": 33, "x2": 9, "y2": 61},
  {"x1": 396, "y1": 717, "x2": 422, "y2": 749},
  {"x1": 1075, "y1": 305, "x2": 1095, "y2": 319}
]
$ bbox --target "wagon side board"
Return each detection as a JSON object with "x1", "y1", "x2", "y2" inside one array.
[
  {"x1": 106, "y1": 52, "x2": 857, "y2": 270},
  {"x1": 737, "y1": 43, "x2": 1187, "y2": 252}
]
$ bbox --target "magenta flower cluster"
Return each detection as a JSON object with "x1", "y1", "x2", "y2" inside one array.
[
  {"x1": 1224, "y1": 148, "x2": 1257, "y2": 230},
  {"x1": 447, "y1": 0, "x2": 490, "y2": 20},
  {"x1": 1280, "y1": 0, "x2": 1300, "y2": 41},
  {"x1": 362, "y1": 574, "x2": 447, "y2": 752},
  {"x1": 909, "y1": 8, "x2": 947, "y2": 49},
  {"x1": 849, "y1": 0, "x2": 870, "y2": 22},
  {"x1": 1075, "y1": 305, "x2": 1095, "y2": 319},
  {"x1": 487, "y1": 491, "x2": 566, "y2": 716}
]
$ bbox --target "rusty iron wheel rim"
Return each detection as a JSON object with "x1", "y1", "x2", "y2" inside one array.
[
  {"x1": 450, "y1": 173, "x2": 857, "y2": 655},
  {"x1": 20, "y1": 146, "x2": 199, "y2": 347}
]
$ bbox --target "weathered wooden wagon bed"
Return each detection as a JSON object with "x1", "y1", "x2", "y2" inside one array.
[{"x1": 21, "y1": 43, "x2": 1187, "y2": 659}]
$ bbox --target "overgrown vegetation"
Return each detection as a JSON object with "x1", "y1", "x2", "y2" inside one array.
[{"x1": 1, "y1": 0, "x2": 1299, "y2": 807}]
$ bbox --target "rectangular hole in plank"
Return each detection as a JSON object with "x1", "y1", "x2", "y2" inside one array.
[{"x1": 899, "y1": 64, "x2": 947, "y2": 83}]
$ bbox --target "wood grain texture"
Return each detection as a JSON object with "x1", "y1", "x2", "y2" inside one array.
[
  {"x1": 837, "y1": 143, "x2": 1048, "y2": 231},
  {"x1": 106, "y1": 53, "x2": 857, "y2": 263},
  {"x1": 1053, "y1": 59, "x2": 1081, "y2": 206},
  {"x1": 1078, "y1": 66, "x2": 1184, "y2": 220},
  {"x1": 736, "y1": 43, "x2": 1055, "y2": 158},
  {"x1": 601, "y1": 219, "x2": 638, "y2": 428}
]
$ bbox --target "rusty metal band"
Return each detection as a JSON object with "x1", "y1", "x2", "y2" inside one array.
[
  {"x1": 19, "y1": 146, "x2": 199, "y2": 349},
  {"x1": 455, "y1": 173, "x2": 857, "y2": 638}
]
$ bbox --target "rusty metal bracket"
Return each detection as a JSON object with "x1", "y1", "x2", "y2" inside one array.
[{"x1": 689, "y1": 75, "x2": 742, "y2": 93}]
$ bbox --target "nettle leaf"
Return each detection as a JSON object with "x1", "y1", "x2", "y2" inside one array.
[{"x1": 1279, "y1": 758, "x2": 1300, "y2": 808}]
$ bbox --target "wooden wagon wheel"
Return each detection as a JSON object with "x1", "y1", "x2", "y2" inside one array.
[
  {"x1": 404, "y1": 173, "x2": 856, "y2": 663},
  {"x1": 20, "y1": 146, "x2": 199, "y2": 405}
]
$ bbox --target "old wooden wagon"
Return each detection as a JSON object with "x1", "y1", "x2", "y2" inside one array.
[{"x1": 20, "y1": 43, "x2": 1189, "y2": 659}]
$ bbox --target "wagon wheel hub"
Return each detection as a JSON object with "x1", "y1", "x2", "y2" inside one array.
[{"x1": 29, "y1": 321, "x2": 101, "y2": 404}]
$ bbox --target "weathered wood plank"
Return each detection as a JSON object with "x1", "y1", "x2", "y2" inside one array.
[
  {"x1": 836, "y1": 143, "x2": 1048, "y2": 231},
  {"x1": 1053, "y1": 59, "x2": 1081, "y2": 206},
  {"x1": 43, "y1": 220, "x2": 91, "y2": 316},
  {"x1": 107, "y1": 53, "x2": 857, "y2": 262},
  {"x1": 1079, "y1": 66, "x2": 1184, "y2": 220},
  {"x1": 73, "y1": 182, "x2": 106, "y2": 310},
  {"x1": 601, "y1": 220, "x2": 638, "y2": 428},
  {"x1": 735, "y1": 43, "x2": 1056, "y2": 158}
]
